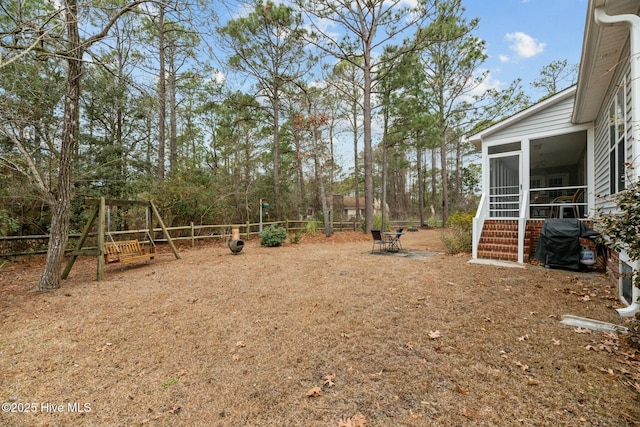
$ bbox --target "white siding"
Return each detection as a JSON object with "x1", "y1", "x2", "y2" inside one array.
[
  {"x1": 482, "y1": 96, "x2": 575, "y2": 144},
  {"x1": 593, "y1": 43, "x2": 632, "y2": 210},
  {"x1": 593, "y1": 109, "x2": 610, "y2": 201}
]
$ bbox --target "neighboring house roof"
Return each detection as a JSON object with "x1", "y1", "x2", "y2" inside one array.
[
  {"x1": 342, "y1": 197, "x2": 365, "y2": 209},
  {"x1": 574, "y1": 0, "x2": 640, "y2": 123},
  {"x1": 466, "y1": 86, "x2": 577, "y2": 149}
]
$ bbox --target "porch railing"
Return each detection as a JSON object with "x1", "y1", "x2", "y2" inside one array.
[
  {"x1": 529, "y1": 185, "x2": 587, "y2": 219},
  {"x1": 473, "y1": 184, "x2": 589, "y2": 262},
  {"x1": 472, "y1": 193, "x2": 488, "y2": 259},
  {"x1": 489, "y1": 185, "x2": 520, "y2": 217}
]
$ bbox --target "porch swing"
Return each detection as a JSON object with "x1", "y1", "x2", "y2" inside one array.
[
  {"x1": 103, "y1": 206, "x2": 156, "y2": 264},
  {"x1": 62, "y1": 198, "x2": 181, "y2": 281}
]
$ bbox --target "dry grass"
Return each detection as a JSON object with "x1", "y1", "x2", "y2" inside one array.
[{"x1": 1, "y1": 229, "x2": 639, "y2": 426}]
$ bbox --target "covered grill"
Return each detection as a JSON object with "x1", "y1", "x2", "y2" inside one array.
[{"x1": 534, "y1": 219, "x2": 599, "y2": 271}]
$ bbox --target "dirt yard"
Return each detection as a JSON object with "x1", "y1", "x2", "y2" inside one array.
[{"x1": 1, "y1": 228, "x2": 640, "y2": 426}]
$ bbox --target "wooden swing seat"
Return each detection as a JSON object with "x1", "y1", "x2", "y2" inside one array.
[{"x1": 104, "y1": 240, "x2": 155, "y2": 264}]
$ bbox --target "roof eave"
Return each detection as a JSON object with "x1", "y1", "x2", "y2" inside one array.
[
  {"x1": 573, "y1": 1, "x2": 599, "y2": 124},
  {"x1": 468, "y1": 86, "x2": 577, "y2": 149}
]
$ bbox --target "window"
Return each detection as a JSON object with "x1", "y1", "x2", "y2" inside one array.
[
  {"x1": 609, "y1": 85, "x2": 627, "y2": 195},
  {"x1": 530, "y1": 176, "x2": 544, "y2": 189},
  {"x1": 547, "y1": 173, "x2": 568, "y2": 200}
]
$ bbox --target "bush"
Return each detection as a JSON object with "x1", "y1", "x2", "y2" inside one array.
[
  {"x1": 259, "y1": 225, "x2": 287, "y2": 247},
  {"x1": 592, "y1": 179, "x2": 640, "y2": 289},
  {"x1": 0, "y1": 210, "x2": 18, "y2": 237},
  {"x1": 359, "y1": 213, "x2": 391, "y2": 232},
  {"x1": 441, "y1": 211, "x2": 474, "y2": 254},
  {"x1": 305, "y1": 220, "x2": 318, "y2": 235},
  {"x1": 289, "y1": 231, "x2": 303, "y2": 244}
]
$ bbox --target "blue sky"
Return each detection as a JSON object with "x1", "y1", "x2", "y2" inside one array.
[
  {"x1": 219, "y1": 0, "x2": 589, "y2": 100},
  {"x1": 216, "y1": 0, "x2": 590, "y2": 166},
  {"x1": 462, "y1": 0, "x2": 588, "y2": 99}
]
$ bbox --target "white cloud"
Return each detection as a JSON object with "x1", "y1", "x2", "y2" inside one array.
[
  {"x1": 499, "y1": 54, "x2": 510, "y2": 63},
  {"x1": 505, "y1": 32, "x2": 545, "y2": 59},
  {"x1": 213, "y1": 71, "x2": 226, "y2": 85},
  {"x1": 397, "y1": 0, "x2": 420, "y2": 7},
  {"x1": 467, "y1": 71, "x2": 505, "y2": 99}
]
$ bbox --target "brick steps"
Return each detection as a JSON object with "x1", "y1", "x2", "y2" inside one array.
[
  {"x1": 477, "y1": 249, "x2": 518, "y2": 261},
  {"x1": 477, "y1": 220, "x2": 528, "y2": 262}
]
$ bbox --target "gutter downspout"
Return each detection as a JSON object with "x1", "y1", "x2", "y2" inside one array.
[{"x1": 594, "y1": 7, "x2": 640, "y2": 318}]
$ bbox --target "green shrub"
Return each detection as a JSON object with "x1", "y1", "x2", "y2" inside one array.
[
  {"x1": 259, "y1": 225, "x2": 287, "y2": 247},
  {"x1": 373, "y1": 213, "x2": 392, "y2": 231},
  {"x1": 289, "y1": 231, "x2": 303, "y2": 244},
  {"x1": 426, "y1": 216, "x2": 443, "y2": 228},
  {"x1": 372, "y1": 213, "x2": 382, "y2": 231},
  {"x1": 440, "y1": 211, "x2": 474, "y2": 254},
  {"x1": 359, "y1": 213, "x2": 391, "y2": 232},
  {"x1": 592, "y1": 179, "x2": 640, "y2": 289},
  {"x1": 0, "y1": 210, "x2": 18, "y2": 237},
  {"x1": 305, "y1": 220, "x2": 318, "y2": 235}
]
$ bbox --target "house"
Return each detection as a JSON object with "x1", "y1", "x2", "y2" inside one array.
[
  {"x1": 468, "y1": 0, "x2": 640, "y2": 316},
  {"x1": 333, "y1": 196, "x2": 365, "y2": 220},
  {"x1": 332, "y1": 196, "x2": 388, "y2": 221}
]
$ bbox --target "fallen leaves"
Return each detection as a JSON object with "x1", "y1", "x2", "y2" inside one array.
[
  {"x1": 307, "y1": 374, "x2": 336, "y2": 398},
  {"x1": 323, "y1": 374, "x2": 335, "y2": 388},
  {"x1": 599, "y1": 367, "x2": 615, "y2": 376},
  {"x1": 306, "y1": 386, "x2": 323, "y2": 397},
  {"x1": 456, "y1": 385, "x2": 469, "y2": 394},
  {"x1": 461, "y1": 407, "x2": 480, "y2": 419},
  {"x1": 527, "y1": 377, "x2": 542, "y2": 386},
  {"x1": 338, "y1": 414, "x2": 366, "y2": 427},
  {"x1": 428, "y1": 330, "x2": 442, "y2": 339},
  {"x1": 95, "y1": 342, "x2": 114, "y2": 352}
]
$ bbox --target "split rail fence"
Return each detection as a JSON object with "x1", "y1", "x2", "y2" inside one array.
[{"x1": 0, "y1": 219, "x2": 411, "y2": 259}]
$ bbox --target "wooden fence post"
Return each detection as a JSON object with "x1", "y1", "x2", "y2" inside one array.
[{"x1": 190, "y1": 221, "x2": 195, "y2": 248}]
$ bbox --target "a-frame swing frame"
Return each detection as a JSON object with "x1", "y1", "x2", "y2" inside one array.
[{"x1": 62, "y1": 197, "x2": 180, "y2": 281}]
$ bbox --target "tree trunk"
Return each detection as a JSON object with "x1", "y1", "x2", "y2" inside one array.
[
  {"x1": 37, "y1": 0, "x2": 80, "y2": 290},
  {"x1": 313, "y1": 129, "x2": 332, "y2": 237},
  {"x1": 352, "y1": 94, "x2": 360, "y2": 224},
  {"x1": 168, "y1": 44, "x2": 177, "y2": 173},
  {"x1": 157, "y1": 5, "x2": 166, "y2": 181},
  {"x1": 362, "y1": 61, "x2": 373, "y2": 233},
  {"x1": 455, "y1": 134, "x2": 463, "y2": 207},
  {"x1": 430, "y1": 146, "x2": 437, "y2": 218},
  {"x1": 416, "y1": 143, "x2": 424, "y2": 227},
  {"x1": 293, "y1": 127, "x2": 305, "y2": 214},
  {"x1": 380, "y1": 102, "x2": 390, "y2": 233},
  {"x1": 272, "y1": 93, "x2": 281, "y2": 219},
  {"x1": 440, "y1": 135, "x2": 449, "y2": 226}
]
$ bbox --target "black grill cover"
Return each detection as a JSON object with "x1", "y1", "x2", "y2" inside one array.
[{"x1": 534, "y1": 219, "x2": 599, "y2": 271}]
